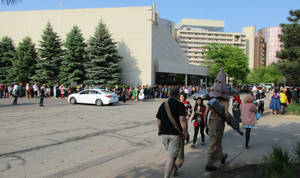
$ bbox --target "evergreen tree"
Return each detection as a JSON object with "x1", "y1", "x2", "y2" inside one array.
[
  {"x1": 32, "y1": 22, "x2": 63, "y2": 85},
  {"x1": 59, "y1": 25, "x2": 86, "y2": 85},
  {"x1": 277, "y1": 9, "x2": 300, "y2": 61},
  {"x1": 0, "y1": 36, "x2": 15, "y2": 83},
  {"x1": 276, "y1": 9, "x2": 300, "y2": 85},
  {"x1": 9, "y1": 37, "x2": 37, "y2": 83},
  {"x1": 85, "y1": 21, "x2": 122, "y2": 85}
]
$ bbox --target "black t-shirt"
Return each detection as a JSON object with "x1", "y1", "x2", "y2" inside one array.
[{"x1": 156, "y1": 98, "x2": 186, "y2": 135}]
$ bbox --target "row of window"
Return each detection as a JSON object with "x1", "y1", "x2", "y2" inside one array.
[
  {"x1": 179, "y1": 41, "x2": 246, "y2": 47},
  {"x1": 179, "y1": 31, "x2": 235, "y2": 37},
  {"x1": 179, "y1": 37, "x2": 235, "y2": 42}
]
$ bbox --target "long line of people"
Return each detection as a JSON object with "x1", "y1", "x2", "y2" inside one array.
[{"x1": 0, "y1": 82, "x2": 208, "y2": 106}]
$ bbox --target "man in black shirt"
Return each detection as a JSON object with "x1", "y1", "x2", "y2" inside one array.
[{"x1": 156, "y1": 87, "x2": 188, "y2": 178}]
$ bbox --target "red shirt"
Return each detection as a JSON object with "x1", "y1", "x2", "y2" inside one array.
[
  {"x1": 234, "y1": 95, "x2": 242, "y2": 104},
  {"x1": 183, "y1": 101, "x2": 192, "y2": 119}
]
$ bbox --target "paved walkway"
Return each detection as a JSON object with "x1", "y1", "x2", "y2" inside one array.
[{"x1": 116, "y1": 107, "x2": 300, "y2": 178}]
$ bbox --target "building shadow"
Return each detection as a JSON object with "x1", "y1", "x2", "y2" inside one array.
[
  {"x1": 115, "y1": 121, "x2": 300, "y2": 178},
  {"x1": 0, "y1": 102, "x2": 36, "y2": 108},
  {"x1": 118, "y1": 40, "x2": 142, "y2": 85}
]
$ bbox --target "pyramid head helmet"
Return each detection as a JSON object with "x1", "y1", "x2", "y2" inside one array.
[{"x1": 208, "y1": 67, "x2": 229, "y2": 100}]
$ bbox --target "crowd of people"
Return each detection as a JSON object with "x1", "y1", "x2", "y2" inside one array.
[
  {"x1": 269, "y1": 87, "x2": 299, "y2": 115},
  {"x1": 155, "y1": 69, "x2": 300, "y2": 178},
  {"x1": 0, "y1": 82, "x2": 208, "y2": 105},
  {"x1": 1, "y1": 77, "x2": 300, "y2": 177}
]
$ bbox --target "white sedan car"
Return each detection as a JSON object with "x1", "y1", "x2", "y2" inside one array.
[{"x1": 68, "y1": 89, "x2": 119, "y2": 106}]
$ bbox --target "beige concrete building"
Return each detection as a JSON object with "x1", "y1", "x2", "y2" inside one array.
[
  {"x1": 0, "y1": 5, "x2": 208, "y2": 85},
  {"x1": 175, "y1": 19, "x2": 255, "y2": 69},
  {"x1": 242, "y1": 26, "x2": 256, "y2": 69}
]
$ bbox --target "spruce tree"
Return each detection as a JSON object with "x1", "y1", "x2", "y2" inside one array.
[
  {"x1": 276, "y1": 9, "x2": 300, "y2": 85},
  {"x1": 9, "y1": 37, "x2": 37, "y2": 83},
  {"x1": 85, "y1": 21, "x2": 122, "y2": 85},
  {"x1": 32, "y1": 22, "x2": 63, "y2": 85},
  {"x1": 59, "y1": 25, "x2": 86, "y2": 85},
  {"x1": 0, "y1": 36, "x2": 15, "y2": 83},
  {"x1": 277, "y1": 9, "x2": 300, "y2": 61}
]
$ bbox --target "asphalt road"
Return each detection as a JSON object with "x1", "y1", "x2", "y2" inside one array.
[
  {"x1": 0, "y1": 98, "x2": 165, "y2": 178},
  {"x1": 0, "y1": 96, "x2": 299, "y2": 178}
]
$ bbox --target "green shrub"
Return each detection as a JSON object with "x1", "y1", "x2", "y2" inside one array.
[
  {"x1": 286, "y1": 103, "x2": 300, "y2": 115},
  {"x1": 263, "y1": 146, "x2": 293, "y2": 178},
  {"x1": 294, "y1": 142, "x2": 300, "y2": 163}
]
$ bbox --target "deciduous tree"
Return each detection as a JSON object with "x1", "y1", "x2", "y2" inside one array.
[{"x1": 203, "y1": 43, "x2": 249, "y2": 85}]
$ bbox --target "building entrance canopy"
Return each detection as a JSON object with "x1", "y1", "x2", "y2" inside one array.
[{"x1": 156, "y1": 59, "x2": 208, "y2": 76}]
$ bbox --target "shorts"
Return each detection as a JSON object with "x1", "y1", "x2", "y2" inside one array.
[{"x1": 162, "y1": 135, "x2": 180, "y2": 157}]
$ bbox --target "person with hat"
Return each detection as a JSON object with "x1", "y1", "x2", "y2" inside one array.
[{"x1": 204, "y1": 67, "x2": 230, "y2": 171}]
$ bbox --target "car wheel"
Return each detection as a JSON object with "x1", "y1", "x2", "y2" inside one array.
[
  {"x1": 70, "y1": 97, "x2": 77, "y2": 104},
  {"x1": 96, "y1": 99, "x2": 103, "y2": 106}
]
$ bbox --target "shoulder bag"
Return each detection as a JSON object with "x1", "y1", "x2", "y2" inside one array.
[{"x1": 164, "y1": 100, "x2": 185, "y2": 168}]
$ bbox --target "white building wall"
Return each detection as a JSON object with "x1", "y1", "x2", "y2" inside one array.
[
  {"x1": 0, "y1": 6, "x2": 208, "y2": 85},
  {"x1": 243, "y1": 26, "x2": 256, "y2": 69},
  {"x1": 0, "y1": 7, "x2": 153, "y2": 85}
]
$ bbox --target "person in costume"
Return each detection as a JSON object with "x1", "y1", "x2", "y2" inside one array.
[
  {"x1": 269, "y1": 89, "x2": 281, "y2": 115},
  {"x1": 204, "y1": 67, "x2": 230, "y2": 171},
  {"x1": 279, "y1": 89, "x2": 288, "y2": 114}
]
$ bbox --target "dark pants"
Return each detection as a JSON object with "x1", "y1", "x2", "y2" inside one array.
[
  {"x1": 13, "y1": 96, "x2": 18, "y2": 105},
  {"x1": 39, "y1": 97, "x2": 44, "y2": 106},
  {"x1": 245, "y1": 128, "x2": 251, "y2": 147},
  {"x1": 258, "y1": 103, "x2": 264, "y2": 114},
  {"x1": 281, "y1": 103, "x2": 287, "y2": 113},
  {"x1": 193, "y1": 122, "x2": 205, "y2": 144},
  {"x1": 122, "y1": 95, "x2": 126, "y2": 103},
  {"x1": 4, "y1": 91, "x2": 9, "y2": 98},
  {"x1": 233, "y1": 109, "x2": 241, "y2": 122}
]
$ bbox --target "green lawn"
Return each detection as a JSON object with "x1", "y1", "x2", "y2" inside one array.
[{"x1": 287, "y1": 103, "x2": 300, "y2": 115}]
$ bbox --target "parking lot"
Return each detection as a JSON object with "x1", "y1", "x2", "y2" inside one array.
[{"x1": 0, "y1": 98, "x2": 166, "y2": 178}]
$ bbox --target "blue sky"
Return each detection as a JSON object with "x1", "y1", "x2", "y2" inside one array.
[{"x1": 0, "y1": 0, "x2": 299, "y2": 32}]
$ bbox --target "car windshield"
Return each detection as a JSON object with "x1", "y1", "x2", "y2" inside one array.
[{"x1": 100, "y1": 90, "x2": 114, "y2": 95}]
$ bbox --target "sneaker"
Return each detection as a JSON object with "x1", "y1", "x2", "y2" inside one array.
[
  {"x1": 190, "y1": 144, "x2": 195, "y2": 148},
  {"x1": 221, "y1": 153, "x2": 228, "y2": 165},
  {"x1": 205, "y1": 165, "x2": 217, "y2": 171}
]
